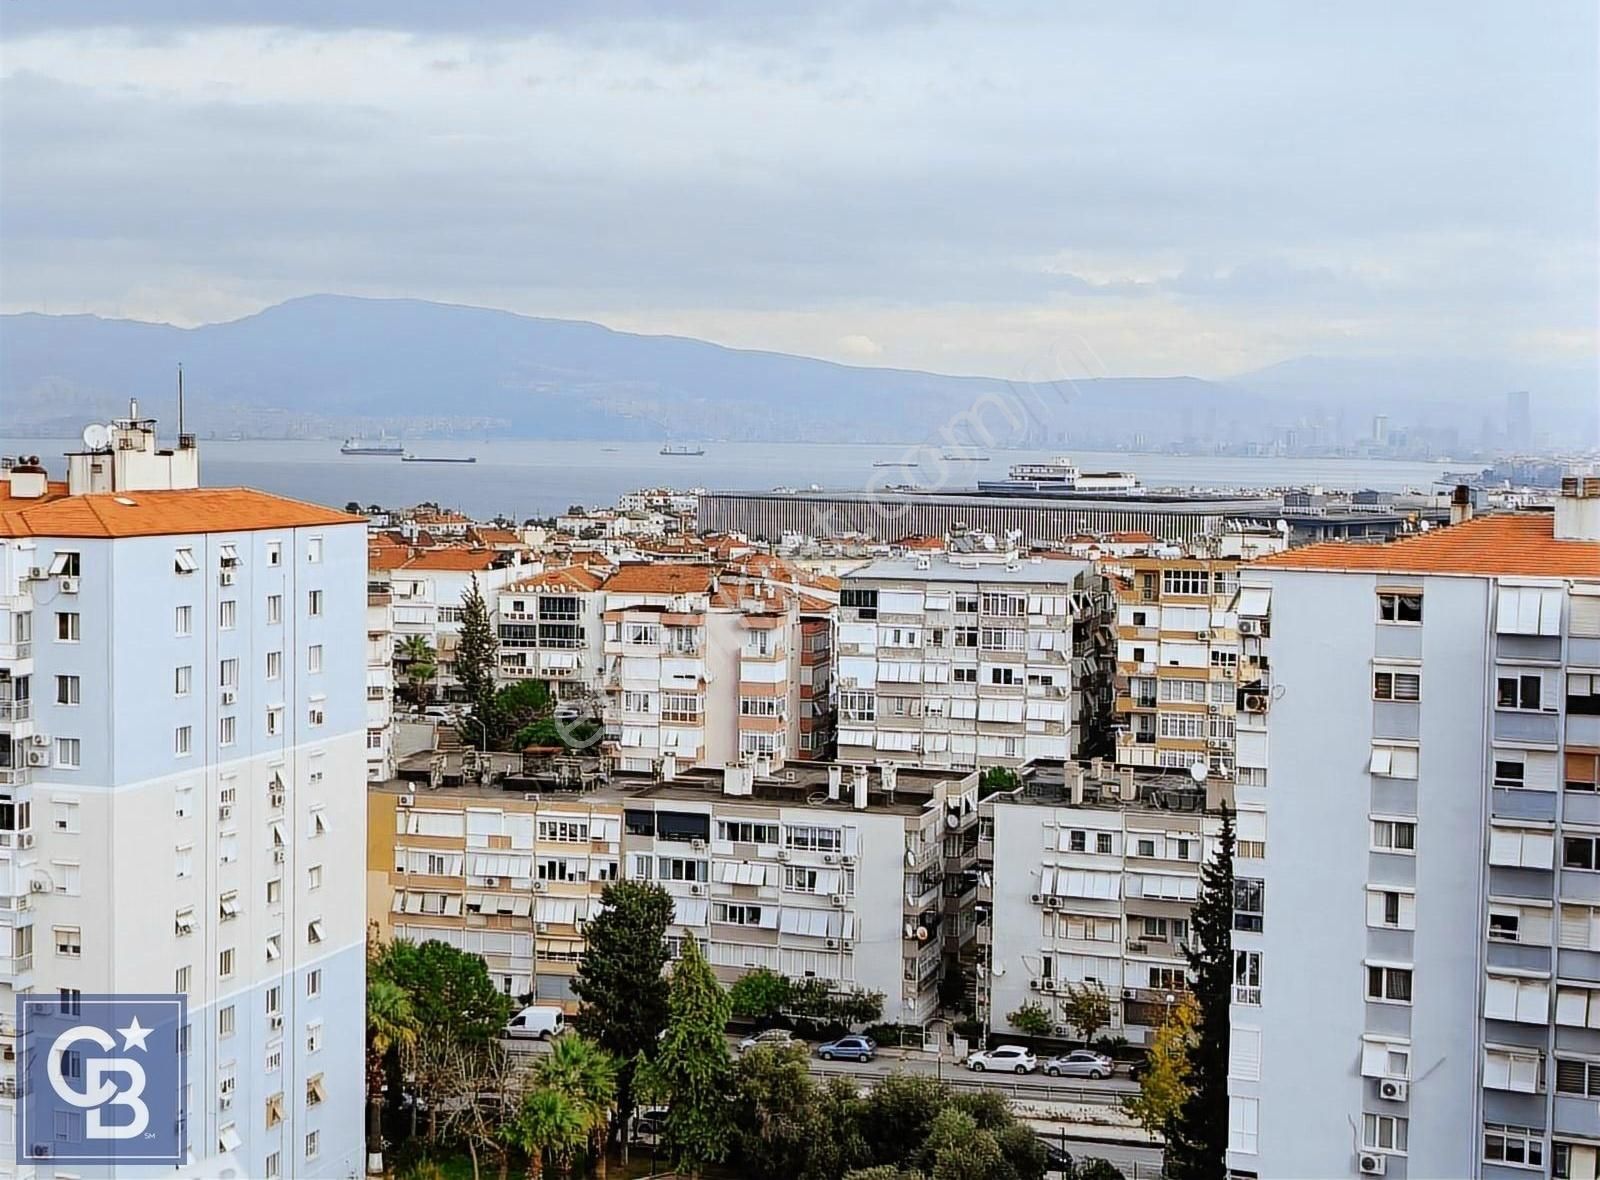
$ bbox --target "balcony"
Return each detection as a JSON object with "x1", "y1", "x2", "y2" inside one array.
[
  {"x1": 0, "y1": 768, "x2": 28, "y2": 788},
  {"x1": 0, "y1": 700, "x2": 30, "y2": 725},
  {"x1": 1233, "y1": 984, "x2": 1261, "y2": 1006}
]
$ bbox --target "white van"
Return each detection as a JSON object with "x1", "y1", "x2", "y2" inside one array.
[{"x1": 504, "y1": 1005, "x2": 566, "y2": 1040}]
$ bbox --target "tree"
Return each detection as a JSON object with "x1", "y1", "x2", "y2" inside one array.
[
  {"x1": 1060, "y1": 980, "x2": 1112, "y2": 1045},
  {"x1": 571, "y1": 882, "x2": 674, "y2": 1137},
  {"x1": 1124, "y1": 993, "x2": 1198, "y2": 1137},
  {"x1": 728, "y1": 967, "x2": 791, "y2": 1023},
  {"x1": 455, "y1": 575, "x2": 500, "y2": 742},
  {"x1": 399, "y1": 635, "x2": 438, "y2": 705},
  {"x1": 653, "y1": 936, "x2": 733, "y2": 1176},
  {"x1": 374, "y1": 938, "x2": 512, "y2": 1045},
  {"x1": 366, "y1": 975, "x2": 419, "y2": 1174},
  {"x1": 919, "y1": 1108, "x2": 1002, "y2": 1180},
  {"x1": 533, "y1": 1036, "x2": 619, "y2": 1179},
  {"x1": 846, "y1": 1170, "x2": 926, "y2": 1180},
  {"x1": 1006, "y1": 1000, "x2": 1053, "y2": 1038},
  {"x1": 1077, "y1": 1161, "x2": 1126, "y2": 1180},
  {"x1": 992, "y1": 1124, "x2": 1048, "y2": 1180},
  {"x1": 1166, "y1": 807, "x2": 1234, "y2": 1178},
  {"x1": 979, "y1": 766, "x2": 1021, "y2": 798},
  {"x1": 500, "y1": 1088, "x2": 587, "y2": 1180},
  {"x1": 856, "y1": 1074, "x2": 949, "y2": 1168},
  {"x1": 438, "y1": 1037, "x2": 518, "y2": 1180},
  {"x1": 496, "y1": 679, "x2": 553, "y2": 747}
]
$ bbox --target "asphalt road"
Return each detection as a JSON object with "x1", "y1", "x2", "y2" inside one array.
[{"x1": 1035, "y1": 1131, "x2": 1166, "y2": 1177}]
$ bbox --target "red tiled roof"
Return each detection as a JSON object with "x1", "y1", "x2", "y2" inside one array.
[
  {"x1": 399, "y1": 548, "x2": 506, "y2": 572},
  {"x1": 1255, "y1": 514, "x2": 1600, "y2": 578},
  {"x1": 603, "y1": 564, "x2": 716, "y2": 594},
  {"x1": 0, "y1": 487, "x2": 361, "y2": 539},
  {"x1": 507, "y1": 566, "x2": 606, "y2": 592}
]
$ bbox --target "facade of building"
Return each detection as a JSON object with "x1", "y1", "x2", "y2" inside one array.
[
  {"x1": 495, "y1": 567, "x2": 608, "y2": 698},
  {"x1": 0, "y1": 416, "x2": 367, "y2": 1179},
  {"x1": 1228, "y1": 485, "x2": 1600, "y2": 1178},
  {"x1": 366, "y1": 582, "x2": 396, "y2": 780},
  {"x1": 380, "y1": 549, "x2": 526, "y2": 701},
  {"x1": 835, "y1": 556, "x2": 1091, "y2": 770},
  {"x1": 981, "y1": 762, "x2": 1224, "y2": 1046}
]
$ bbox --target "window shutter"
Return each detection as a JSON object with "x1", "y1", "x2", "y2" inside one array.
[
  {"x1": 1516, "y1": 980, "x2": 1548, "y2": 1023},
  {"x1": 1557, "y1": 988, "x2": 1588, "y2": 1026},
  {"x1": 1560, "y1": 905, "x2": 1592, "y2": 950},
  {"x1": 1573, "y1": 595, "x2": 1600, "y2": 639},
  {"x1": 1525, "y1": 751, "x2": 1558, "y2": 791},
  {"x1": 1484, "y1": 976, "x2": 1518, "y2": 1020},
  {"x1": 1523, "y1": 831, "x2": 1554, "y2": 869},
  {"x1": 1489, "y1": 828, "x2": 1521, "y2": 866},
  {"x1": 1229, "y1": 1027, "x2": 1262, "y2": 1081},
  {"x1": 1556, "y1": 1057, "x2": 1588, "y2": 1094},
  {"x1": 1483, "y1": 1048, "x2": 1512, "y2": 1089}
]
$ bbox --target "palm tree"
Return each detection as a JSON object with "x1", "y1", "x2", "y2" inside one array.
[
  {"x1": 500, "y1": 1088, "x2": 587, "y2": 1180},
  {"x1": 398, "y1": 635, "x2": 438, "y2": 705},
  {"x1": 367, "y1": 976, "x2": 419, "y2": 1174},
  {"x1": 533, "y1": 1036, "x2": 619, "y2": 1178}
]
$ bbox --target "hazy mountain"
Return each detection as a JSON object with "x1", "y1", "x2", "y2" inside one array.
[{"x1": 2, "y1": 295, "x2": 1582, "y2": 448}]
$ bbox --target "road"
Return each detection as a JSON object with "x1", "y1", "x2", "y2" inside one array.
[{"x1": 1033, "y1": 1129, "x2": 1166, "y2": 1177}]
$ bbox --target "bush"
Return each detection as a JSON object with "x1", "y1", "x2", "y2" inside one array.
[
  {"x1": 951, "y1": 1018, "x2": 984, "y2": 1043},
  {"x1": 1007, "y1": 1000, "x2": 1054, "y2": 1038},
  {"x1": 863, "y1": 1023, "x2": 926, "y2": 1048}
]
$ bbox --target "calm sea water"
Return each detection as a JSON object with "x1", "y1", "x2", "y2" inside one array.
[{"x1": 2, "y1": 437, "x2": 1465, "y2": 520}]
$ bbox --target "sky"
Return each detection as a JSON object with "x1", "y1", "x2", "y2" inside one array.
[{"x1": 1, "y1": 1, "x2": 1595, "y2": 382}]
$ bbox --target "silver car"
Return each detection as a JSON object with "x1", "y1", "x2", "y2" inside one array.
[
  {"x1": 738, "y1": 1028, "x2": 797, "y2": 1054},
  {"x1": 1042, "y1": 1049, "x2": 1115, "y2": 1079}
]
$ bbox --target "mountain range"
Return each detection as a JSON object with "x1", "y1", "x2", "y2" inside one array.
[{"x1": 2, "y1": 295, "x2": 1591, "y2": 449}]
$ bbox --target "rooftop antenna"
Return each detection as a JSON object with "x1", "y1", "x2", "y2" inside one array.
[{"x1": 177, "y1": 363, "x2": 184, "y2": 437}]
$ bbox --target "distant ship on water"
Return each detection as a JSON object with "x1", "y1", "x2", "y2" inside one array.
[
  {"x1": 402, "y1": 453, "x2": 477, "y2": 464},
  {"x1": 660, "y1": 443, "x2": 706, "y2": 456},
  {"x1": 341, "y1": 436, "x2": 404, "y2": 456}
]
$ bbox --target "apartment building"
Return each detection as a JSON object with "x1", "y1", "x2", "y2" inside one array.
[
  {"x1": 1228, "y1": 482, "x2": 1600, "y2": 1178},
  {"x1": 1107, "y1": 556, "x2": 1254, "y2": 781},
  {"x1": 601, "y1": 565, "x2": 805, "y2": 773},
  {"x1": 0, "y1": 414, "x2": 367, "y2": 1178},
  {"x1": 796, "y1": 597, "x2": 835, "y2": 760},
  {"x1": 366, "y1": 582, "x2": 396, "y2": 780},
  {"x1": 496, "y1": 566, "x2": 608, "y2": 698},
  {"x1": 378, "y1": 548, "x2": 527, "y2": 700},
  {"x1": 981, "y1": 761, "x2": 1224, "y2": 1046},
  {"x1": 835, "y1": 555, "x2": 1092, "y2": 770},
  {"x1": 368, "y1": 784, "x2": 619, "y2": 1003}
]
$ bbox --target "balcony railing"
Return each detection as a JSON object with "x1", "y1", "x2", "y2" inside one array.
[
  {"x1": 0, "y1": 643, "x2": 30, "y2": 662},
  {"x1": 1233, "y1": 984, "x2": 1261, "y2": 1006},
  {"x1": 0, "y1": 769, "x2": 29, "y2": 787},
  {"x1": 0, "y1": 701, "x2": 30, "y2": 723}
]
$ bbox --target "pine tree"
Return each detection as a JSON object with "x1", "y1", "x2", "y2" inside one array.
[
  {"x1": 454, "y1": 575, "x2": 500, "y2": 745},
  {"x1": 1165, "y1": 806, "x2": 1233, "y2": 1177}
]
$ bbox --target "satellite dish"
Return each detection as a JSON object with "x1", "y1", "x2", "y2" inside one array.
[
  {"x1": 945, "y1": 813, "x2": 959, "y2": 829},
  {"x1": 904, "y1": 849, "x2": 916, "y2": 867},
  {"x1": 915, "y1": 926, "x2": 929, "y2": 942},
  {"x1": 980, "y1": 871, "x2": 992, "y2": 888},
  {"x1": 81, "y1": 423, "x2": 110, "y2": 451},
  {"x1": 1189, "y1": 762, "x2": 1208, "y2": 783},
  {"x1": 904, "y1": 922, "x2": 916, "y2": 939},
  {"x1": 990, "y1": 962, "x2": 1005, "y2": 978}
]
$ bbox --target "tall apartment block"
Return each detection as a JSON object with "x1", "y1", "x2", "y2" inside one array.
[
  {"x1": 1228, "y1": 480, "x2": 1600, "y2": 1178},
  {"x1": 496, "y1": 567, "x2": 608, "y2": 698},
  {"x1": 1106, "y1": 556, "x2": 1258, "y2": 782},
  {"x1": 0, "y1": 414, "x2": 367, "y2": 1178},
  {"x1": 835, "y1": 555, "x2": 1093, "y2": 770}
]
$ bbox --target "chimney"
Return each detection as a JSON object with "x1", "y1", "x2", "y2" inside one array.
[
  {"x1": 1089, "y1": 756, "x2": 1104, "y2": 782},
  {"x1": 1556, "y1": 475, "x2": 1600, "y2": 542},
  {"x1": 1068, "y1": 763, "x2": 1085, "y2": 806},
  {"x1": 6, "y1": 458, "x2": 47, "y2": 500},
  {"x1": 1119, "y1": 766, "x2": 1137, "y2": 802},
  {"x1": 827, "y1": 765, "x2": 843, "y2": 801},
  {"x1": 852, "y1": 764, "x2": 869, "y2": 811},
  {"x1": 1449, "y1": 484, "x2": 1474, "y2": 526}
]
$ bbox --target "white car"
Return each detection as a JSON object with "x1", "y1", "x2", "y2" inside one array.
[
  {"x1": 738, "y1": 1028, "x2": 797, "y2": 1053},
  {"x1": 965, "y1": 1045, "x2": 1038, "y2": 1074}
]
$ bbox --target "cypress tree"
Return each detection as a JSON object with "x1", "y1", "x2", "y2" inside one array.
[{"x1": 454, "y1": 574, "x2": 499, "y2": 745}]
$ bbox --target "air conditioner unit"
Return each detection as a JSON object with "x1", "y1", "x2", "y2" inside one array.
[
  {"x1": 221, "y1": 690, "x2": 237, "y2": 706},
  {"x1": 1358, "y1": 1152, "x2": 1387, "y2": 1176},
  {"x1": 1244, "y1": 694, "x2": 1268, "y2": 712},
  {"x1": 823, "y1": 853, "x2": 839, "y2": 865},
  {"x1": 531, "y1": 880, "x2": 548, "y2": 893},
  {"x1": 482, "y1": 876, "x2": 500, "y2": 887},
  {"x1": 775, "y1": 849, "x2": 789, "y2": 861},
  {"x1": 831, "y1": 893, "x2": 848, "y2": 907},
  {"x1": 840, "y1": 939, "x2": 853, "y2": 951},
  {"x1": 28, "y1": 879, "x2": 47, "y2": 894},
  {"x1": 17, "y1": 833, "x2": 34, "y2": 850},
  {"x1": 691, "y1": 839, "x2": 706, "y2": 851},
  {"x1": 29, "y1": 734, "x2": 48, "y2": 747},
  {"x1": 28, "y1": 1143, "x2": 53, "y2": 1160},
  {"x1": 825, "y1": 938, "x2": 839, "y2": 949},
  {"x1": 1238, "y1": 618, "x2": 1261, "y2": 636},
  {"x1": 1377, "y1": 1078, "x2": 1408, "y2": 1102},
  {"x1": 26, "y1": 567, "x2": 46, "y2": 582},
  {"x1": 536, "y1": 922, "x2": 550, "y2": 934},
  {"x1": 24, "y1": 750, "x2": 48, "y2": 768},
  {"x1": 1030, "y1": 892, "x2": 1044, "y2": 905},
  {"x1": 269, "y1": 1013, "x2": 284, "y2": 1032},
  {"x1": 1121, "y1": 987, "x2": 1139, "y2": 1001},
  {"x1": 1028, "y1": 979, "x2": 1041, "y2": 992},
  {"x1": 272, "y1": 849, "x2": 285, "y2": 864},
  {"x1": 58, "y1": 577, "x2": 79, "y2": 594},
  {"x1": 1040, "y1": 979, "x2": 1057, "y2": 994},
  {"x1": 398, "y1": 793, "x2": 415, "y2": 808},
  {"x1": 1207, "y1": 704, "x2": 1221, "y2": 714},
  {"x1": 220, "y1": 570, "x2": 236, "y2": 586},
  {"x1": 689, "y1": 883, "x2": 705, "y2": 896},
  {"x1": 217, "y1": 805, "x2": 233, "y2": 821},
  {"x1": 841, "y1": 855, "x2": 857, "y2": 867},
  {"x1": 1044, "y1": 896, "x2": 1062, "y2": 909}
]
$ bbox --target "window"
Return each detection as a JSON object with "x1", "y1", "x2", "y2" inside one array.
[
  {"x1": 1498, "y1": 672, "x2": 1548, "y2": 712},
  {"x1": 52, "y1": 800, "x2": 79, "y2": 833},
  {"x1": 1372, "y1": 668, "x2": 1420, "y2": 701},
  {"x1": 1096, "y1": 832, "x2": 1113, "y2": 854},
  {"x1": 175, "y1": 784, "x2": 194, "y2": 819},
  {"x1": 1570, "y1": 674, "x2": 1600, "y2": 716},
  {"x1": 1367, "y1": 888, "x2": 1415, "y2": 930},
  {"x1": 1369, "y1": 742, "x2": 1419, "y2": 778},
  {"x1": 175, "y1": 664, "x2": 192, "y2": 696},
  {"x1": 55, "y1": 612, "x2": 79, "y2": 642},
  {"x1": 1556, "y1": 1057, "x2": 1600, "y2": 1096},
  {"x1": 306, "y1": 1021, "x2": 323, "y2": 1054},
  {"x1": 220, "y1": 657, "x2": 239, "y2": 688},
  {"x1": 1142, "y1": 916, "x2": 1169, "y2": 939},
  {"x1": 1565, "y1": 834, "x2": 1600, "y2": 871},
  {"x1": 1227, "y1": 1096, "x2": 1258, "y2": 1154},
  {"x1": 1555, "y1": 1142, "x2": 1600, "y2": 1180},
  {"x1": 266, "y1": 1151, "x2": 282, "y2": 1179},
  {"x1": 1484, "y1": 1046, "x2": 1543, "y2": 1093},
  {"x1": 267, "y1": 706, "x2": 283, "y2": 736},
  {"x1": 219, "y1": 947, "x2": 235, "y2": 978},
  {"x1": 1371, "y1": 818, "x2": 1416, "y2": 853},
  {"x1": 306, "y1": 969, "x2": 322, "y2": 998},
  {"x1": 1568, "y1": 750, "x2": 1600, "y2": 793},
  {"x1": 1485, "y1": 974, "x2": 1548, "y2": 1023},
  {"x1": 309, "y1": 806, "x2": 328, "y2": 838},
  {"x1": 308, "y1": 864, "x2": 322, "y2": 890},
  {"x1": 1161, "y1": 569, "x2": 1211, "y2": 597},
  {"x1": 266, "y1": 650, "x2": 282, "y2": 681},
  {"x1": 53, "y1": 859, "x2": 82, "y2": 895},
  {"x1": 1233, "y1": 950, "x2": 1261, "y2": 1004},
  {"x1": 306, "y1": 1130, "x2": 320, "y2": 1159},
  {"x1": 306, "y1": 919, "x2": 324, "y2": 944},
  {"x1": 1359, "y1": 1114, "x2": 1409, "y2": 1156},
  {"x1": 307, "y1": 645, "x2": 322, "y2": 674},
  {"x1": 266, "y1": 985, "x2": 281, "y2": 1016},
  {"x1": 219, "y1": 600, "x2": 236, "y2": 630},
  {"x1": 267, "y1": 878, "x2": 283, "y2": 906},
  {"x1": 219, "y1": 1005, "x2": 235, "y2": 1038},
  {"x1": 54, "y1": 675, "x2": 80, "y2": 706},
  {"x1": 220, "y1": 891, "x2": 240, "y2": 921},
  {"x1": 54, "y1": 926, "x2": 81, "y2": 957},
  {"x1": 58, "y1": 987, "x2": 82, "y2": 1016},
  {"x1": 1360, "y1": 1037, "x2": 1411, "y2": 1080},
  {"x1": 175, "y1": 966, "x2": 191, "y2": 994},
  {"x1": 219, "y1": 717, "x2": 236, "y2": 746},
  {"x1": 267, "y1": 594, "x2": 283, "y2": 625},
  {"x1": 307, "y1": 537, "x2": 323, "y2": 564},
  {"x1": 54, "y1": 738, "x2": 80, "y2": 769},
  {"x1": 266, "y1": 934, "x2": 281, "y2": 962},
  {"x1": 1068, "y1": 830, "x2": 1087, "y2": 853},
  {"x1": 308, "y1": 590, "x2": 323, "y2": 617},
  {"x1": 267, "y1": 541, "x2": 282, "y2": 567},
  {"x1": 1234, "y1": 878, "x2": 1264, "y2": 932},
  {"x1": 174, "y1": 547, "x2": 198, "y2": 574},
  {"x1": 953, "y1": 666, "x2": 977, "y2": 683},
  {"x1": 1377, "y1": 592, "x2": 1422, "y2": 624},
  {"x1": 1488, "y1": 903, "x2": 1552, "y2": 945},
  {"x1": 308, "y1": 702, "x2": 325, "y2": 727},
  {"x1": 175, "y1": 605, "x2": 193, "y2": 636},
  {"x1": 1492, "y1": 825, "x2": 1555, "y2": 869},
  {"x1": 1484, "y1": 1124, "x2": 1543, "y2": 1168},
  {"x1": 306, "y1": 1073, "x2": 325, "y2": 1108},
  {"x1": 1366, "y1": 964, "x2": 1413, "y2": 1004},
  {"x1": 175, "y1": 843, "x2": 193, "y2": 879}
]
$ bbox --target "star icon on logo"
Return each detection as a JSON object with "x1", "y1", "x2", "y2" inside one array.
[{"x1": 117, "y1": 1016, "x2": 152, "y2": 1052}]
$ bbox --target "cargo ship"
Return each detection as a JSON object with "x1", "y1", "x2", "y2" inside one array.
[{"x1": 340, "y1": 436, "x2": 404, "y2": 456}]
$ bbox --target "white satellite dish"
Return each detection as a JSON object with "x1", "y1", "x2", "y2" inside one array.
[
  {"x1": 1189, "y1": 761, "x2": 1208, "y2": 783},
  {"x1": 81, "y1": 423, "x2": 111, "y2": 451}
]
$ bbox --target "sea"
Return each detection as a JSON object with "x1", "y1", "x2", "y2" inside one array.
[{"x1": 0, "y1": 437, "x2": 1467, "y2": 521}]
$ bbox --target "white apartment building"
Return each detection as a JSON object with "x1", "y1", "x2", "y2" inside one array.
[
  {"x1": 495, "y1": 567, "x2": 608, "y2": 697},
  {"x1": 981, "y1": 762, "x2": 1222, "y2": 1046},
  {"x1": 836, "y1": 555, "x2": 1091, "y2": 770},
  {"x1": 366, "y1": 582, "x2": 396, "y2": 780},
  {"x1": 601, "y1": 566, "x2": 805, "y2": 773},
  {"x1": 1229, "y1": 483, "x2": 1600, "y2": 1179},
  {"x1": 0, "y1": 414, "x2": 367, "y2": 1178},
  {"x1": 380, "y1": 548, "x2": 527, "y2": 700}
]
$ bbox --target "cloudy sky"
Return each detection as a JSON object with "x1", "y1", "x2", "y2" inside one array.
[{"x1": 1, "y1": 1, "x2": 1594, "y2": 380}]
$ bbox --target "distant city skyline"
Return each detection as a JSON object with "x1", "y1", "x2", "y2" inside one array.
[{"x1": 1, "y1": 2, "x2": 1595, "y2": 384}]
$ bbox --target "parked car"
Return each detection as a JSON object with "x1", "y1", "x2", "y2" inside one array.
[
  {"x1": 632, "y1": 1108, "x2": 668, "y2": 1140},
  {"x1": 816, "y1": 1035, "x2": 877, "y2": 1062},
  {"x1": 503, "y1": 1004, "x2": 566, "y2": 1040},
  {"x1": 965, "y1": 1045, "x2": 1038, "y2": 1074},
  {"x1": 1042, "y1": 1141, "x2": 1074, "y2": 1173},
  {"x1": 739, "y1": 1028, "x2": 798, "y2": 1054},
  {"x1": 1042, "y1": 1049, "x2": 1114, "y2": 1079},
  {"x1": 1127, "y1": 1057, "x2": 1149, "y2": 1082}
]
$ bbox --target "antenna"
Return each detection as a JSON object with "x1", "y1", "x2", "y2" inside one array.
[{"x1": 177, "y1": 363, "x2": 184, "y2": 437}]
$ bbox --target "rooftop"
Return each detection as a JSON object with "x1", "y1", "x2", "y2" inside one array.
[
  {"x1": 602, "y1": 563, "x2": 717, "y2": 594},
  {"x1": 0, "y1": 486, "x2": 362, "y2": 539},
  {"x1": 504, "y1": 566, "x2": 607, "y2": 593},
  {"x1": 398, "y1": 547, "x2": 511, "y2": 572},
  {"x1": 844, "y1": 553, "x2": 1092, "y2": 585},
  {"x1": 1254, "y1": 513, "x2": 1600, "y2": 578}
]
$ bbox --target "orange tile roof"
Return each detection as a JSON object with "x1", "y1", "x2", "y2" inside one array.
[
  {"x1": 398, "y1": 548, "x2": 506, "y2": 572},
  {"x1": 896, "y1": 533, "x2": 945, "y2": 551},
  {"x1": 0, "y1": 487, "x2": 361, "y2": 539},
  {"x1": 603, "y1": 563, "x2": 716, "y2": 594},
  {"x1": 507, "y1": 566, "x2": 606, "y2": 592},
  {"x1": 1255, "y1": 514, "x2": 1600, "y2": 578},
  {"x1": 0, "y1": 479, "x2": 70, "y2": 505},
  {"x1": 469, "y1": 527, "x2": 522, "y2": 546}
]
